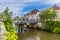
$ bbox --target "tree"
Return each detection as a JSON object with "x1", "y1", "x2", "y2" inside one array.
[
  {"x1": 0, "y1": 13, "x2": 3, "y2": 19},
  {"x1": 39, "y1": 8, "x2": 58, "y2": 33},
  {"x1": 3, "y1": 7, "x2": 18, "y2": 40},
  {"x1": 14, "y1": 16, "x2": 20, "y2": 21},
  {"x1": 3, "y1": 7, "x2": 13, "y2": 31},
  {"x1": 39, "y1": 8, "x2": 56, "y2": 25}
]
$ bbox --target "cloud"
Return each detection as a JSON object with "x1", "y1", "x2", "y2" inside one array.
[
  {"x1": 0, "y1": 0, "x2": 60, "y2": 17},
  {"x1": 40, "y1": 0, "x2": 60, "y2": 4}
]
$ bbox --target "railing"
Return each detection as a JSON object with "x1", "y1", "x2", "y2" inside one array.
[{"x1": 14, "y1": 19, "x2": 40, "y2": 24}]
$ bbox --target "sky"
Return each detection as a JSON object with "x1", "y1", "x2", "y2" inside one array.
[{"x1": 0, "y1": 0, "x2": 60, "y2": 17}]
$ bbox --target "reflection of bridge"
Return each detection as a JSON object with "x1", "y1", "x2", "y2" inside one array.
[{"x1": 15, "y1": 20, "x2": 44, "y2": 33}]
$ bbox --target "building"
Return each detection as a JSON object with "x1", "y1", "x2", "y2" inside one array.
[
  {"x1": 52, "y1": 4, "x2": 60, "y2": 21},
  {"x1": 22, "y1": 5, "x2": 60, "y2": 21},
  {"x1": 22, "y1": 9, "x2": 40, "y2": 22},
  {"x1": 15, "y1": 5, "x2": 60, "y2": 32}
]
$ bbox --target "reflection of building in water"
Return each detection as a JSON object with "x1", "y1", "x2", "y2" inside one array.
[
  {"x1": 25, "y1": 36, "x2": 40, "y2": 40},
  {"x1": 34, "y1": 36, "x2": 40, "y2": 40}
]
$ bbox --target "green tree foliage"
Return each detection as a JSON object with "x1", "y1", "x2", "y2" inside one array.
[
  {"x1": 3, "y1": 30, "x2": 18, "y2": 40},
  {"x1": 53, "y1": 27, "x2": 60, "y2": 33},
  {"x1": 0, "y1": 13, "x2": 3, "y2": 19},
  {"x1": 39, "y1": 8, "x2": 60, "y2": 33},
  {"x1": 45, "y1": 21, "x2": 60, "y2": 33},
  {"x1": 3, "y1": 7, "x2": 13, "y2": 31},
  {"x1": 39, "y1": 8, "x2": 56, "y2": 24},
  {"x1": 2, "y1": 7, "x2": 18, "y2": 40},
  {"x1": 14, "y1": 16, "x2": 20, "y2": 21}
]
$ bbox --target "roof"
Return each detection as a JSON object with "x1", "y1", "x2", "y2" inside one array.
[
  {"x1": 23, "y1": 9, "x2": 39, "y2": 16},
  {"x1": 52, "y1": 5, "x2": 60, "y2": 10}
]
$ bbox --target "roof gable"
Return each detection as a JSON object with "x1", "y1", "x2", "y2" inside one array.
[
  {"x1": 23, "y1": 9, "x2": 39, "y2": 16},
  {"x1": 52, "y1": 5, "x2": 60, "y2": 10}
]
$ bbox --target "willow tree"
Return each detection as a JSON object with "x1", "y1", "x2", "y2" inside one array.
[{"x1": 39, "y1": 8, "x2": 56, "y2": 26}]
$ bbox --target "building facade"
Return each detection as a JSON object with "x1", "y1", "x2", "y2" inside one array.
[
  {"x1": 16, "y1": 5, "x2": 60, "y2": 31},
  {"x1": 22, "y1": 5, "x2": 60, "y2": 21},
  {"x1": 22, "y1": 9, "x2": 40, "y2": 22},
  {"x1": 52, "y1": 5, "x2": 60, "y2": 21}
]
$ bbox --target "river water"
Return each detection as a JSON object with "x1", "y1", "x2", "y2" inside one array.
[{"x1": 18, "y1": 29, "x2": 60, "y2": 40}]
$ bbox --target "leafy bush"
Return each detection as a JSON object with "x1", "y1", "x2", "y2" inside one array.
[
  {"x1": 53, "y1": 28, "x2": 60, "y2": 33},
  {"x1": 45, "y1": 21, "x2": 60, "y2": 33},
  {"x1": 3, "y1": 30, "x2": 18, "y2": 40}
]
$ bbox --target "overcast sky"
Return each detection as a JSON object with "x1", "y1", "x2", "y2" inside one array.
[{"x1": 0, "y1": 0, "x2": 60, "y2": 17}]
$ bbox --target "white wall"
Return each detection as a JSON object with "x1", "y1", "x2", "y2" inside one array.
[
  {"x1": 54, "y1": 10, "x2": 60, "y2": 21},
  {"x1": 28, "y1": 12, "x2": 40, "y2": 21}
]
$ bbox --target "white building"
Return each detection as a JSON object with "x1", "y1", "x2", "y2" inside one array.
[
  {"x1": 52, "y1": 5, "x2": 60, "y2": 21},
  {"x1": 22, "y1": 9, "x2": 40, "y2": 22}
]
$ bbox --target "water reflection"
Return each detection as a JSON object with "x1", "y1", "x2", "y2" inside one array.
[{"x1": 18, "y1": 29, "x2": 60, "y2": 40}]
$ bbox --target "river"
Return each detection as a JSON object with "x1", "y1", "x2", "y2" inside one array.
[{"x1": 18, "y1": 29, "x2": 60, "y2": 40}]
